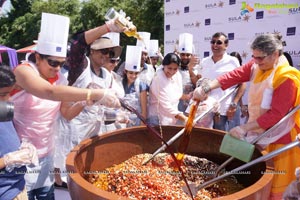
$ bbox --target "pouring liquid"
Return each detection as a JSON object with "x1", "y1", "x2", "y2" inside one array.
[
  {"x1": 176, "y1": 101, "x2": 200, "y2": 164},
  {"x1": 114, "y1": 16, "x2": 142, "y2": 40},
  {"x1": 124, "y1": 28, "x2": 142, "y2": 40},
  {"x1": 119, "y1": 99, "x2": 195, "y2": 199}
]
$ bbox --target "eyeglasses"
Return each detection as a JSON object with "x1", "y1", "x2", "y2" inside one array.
[
  {"x1": 99, "y1": 49, "x2": 115, "y2": 58},
  {"x1": 210, "y1": 40, "x2": 224, "y2": 45},
  {"x1": 46, "y1": 58, "x2": 66, "y2": 68},
  {"x1": 252, "y1": 54, "x2": 268, "y2": 62},
  {"x1": 110, "y1": 58, "x2": 120, "y2": 64}
]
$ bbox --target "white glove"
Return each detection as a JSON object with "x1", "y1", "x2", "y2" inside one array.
[
  {"x1": 4, "y1": 140, "x2": 38, "y2": 172},
  {"x1": 98, "y1": 89, "x2": 121, "y2": 108},
  {"x1": 105, "y1": 18, "x2": 126, "y2": 33},
  {"x1": 229, "y1": 126, "x2": 247, "y2": 140}
]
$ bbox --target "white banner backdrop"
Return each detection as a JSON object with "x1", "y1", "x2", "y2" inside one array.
[{"x1": 164, "y1": 0, "x2": 300, "y2": 69}]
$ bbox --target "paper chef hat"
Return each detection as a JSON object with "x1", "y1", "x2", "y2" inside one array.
[
  {"x1": 178, "y1": 33, "x2": 193, "y2": 54},
  {"x1": 125, "y1": 45, "x2": 142, "y2": 72},
  {"x1": 36, "y1": 13, "x2": 70, "y2": 57},
  {"x1": 148, "y1": 40, "x2": 159, "y2": 57},
  {"x1": 136, "y1": 32, "x2": 151, "y2": 53},
  {"x1": 103, "y1": 32, "x2": 120, "y2": 46}
]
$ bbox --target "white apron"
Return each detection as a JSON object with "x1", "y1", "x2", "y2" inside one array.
[{"x1": 246, "y1": 56, "x2": 295, "y2": 147}]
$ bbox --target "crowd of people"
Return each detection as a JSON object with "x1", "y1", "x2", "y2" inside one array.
[{"x1": 0, "y1": 11, "x2": 299, "y2": 200}]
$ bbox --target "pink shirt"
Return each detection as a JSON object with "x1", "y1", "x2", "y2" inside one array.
[{"x1": 11, "y1": 63, "x2": 66, "y2": 157}]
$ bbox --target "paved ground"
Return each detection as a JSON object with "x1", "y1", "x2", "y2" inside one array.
[
  {"x1": 55, "y1": 188, "x2": 71, "y2": 200},
  {"x1": 54, "y1": 175, "x2": 72, "y2": 200}
]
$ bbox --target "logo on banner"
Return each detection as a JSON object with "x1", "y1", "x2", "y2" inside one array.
[
  {"x1": 228, "y1": 15, "x2": 251, "y2": 23},
  {"x1": 228, "y1": 2, "x2": 253, "y2": 23},
  {"x1": 165, "y1": 9, "x2": 180, "y2": 17},
  {"x1": 254, "y1": 30, "x2": 281, "y2": 36},
  {"x1": 228, "y1": 33, "x2": 234, "y2": 40},
  {"x1": 204, "y1": 51, "x2": 210, "y2": 58},
  {"x1": 205, "y1": 1, "x2": 225, "y2": 9},
  {"x1": 184, "y1": 6, "x2": 189, "y2": 13},
  {"x1": 286, "y1": 50, "x2": 300, "y2": 57},
  {"x1": 205, "y1": 19, "x2": 210, "y2": 26},
  {"x1": 229, "y1": 0, "x2": 236, "y2": 5},
  {"x1": 183, "y1": 21, "x2": 201, "y2": 29},
  {"x1": 287, "y1": 27, "x2": 296, "y2": 36},
  {"x1": 242, "y1": 2, "x2": 299, "y2": 15},
  {"x1": 256, "y1": 11, "x2": 264, "y2": 19},
  {"x1": 165, "y1": 25, "x2": 170, "y2": 31},
  {"x1": 165, "y1": 40, "x2": 176, "y2": 46},
  {"x1": 241, "y1": 2, "x2": 254, "y2": 16},
  {"x1": 289, "y1": 6, "x2": 300, "y2": 15}
]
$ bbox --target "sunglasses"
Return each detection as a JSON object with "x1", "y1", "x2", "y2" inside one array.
[
  {"x1": 110, "y1": 59, "x2": 121, "y2": 64},
  {"x1": 210, "y1": 40, "x2": 224, "y2": 45},
  {"x1": 46, "y1": 58, "x2": 66, "y2": 68},
  {"x1": 252, "y1": 54, "x2": 268, "y2": 62},
  {"x1": 99, "y1": 49, "x2": 115, "y2": 58}
]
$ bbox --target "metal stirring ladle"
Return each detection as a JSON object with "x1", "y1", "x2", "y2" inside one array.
[
  {"x1": 212, "y1": 104, "x2": 300, "y2": 178},
  {"x1": 183, "y1": 133, "x2": 300, "y2": 195}
]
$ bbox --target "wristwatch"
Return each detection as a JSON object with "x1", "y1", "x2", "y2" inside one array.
[{"x1": 230, "y1": 102, "x2": 238, "y2": 108}]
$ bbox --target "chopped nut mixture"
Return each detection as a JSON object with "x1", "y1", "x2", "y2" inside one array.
[{"x1": 89, "y1": 153, "x2": 244, "y2": 199}]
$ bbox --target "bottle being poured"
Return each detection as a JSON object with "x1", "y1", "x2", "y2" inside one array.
[{"x1": 105, "y1": 8, "x2": 142, "y2": 40}]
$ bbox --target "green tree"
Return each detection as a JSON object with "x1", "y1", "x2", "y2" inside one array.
[
  {"x1": 0, "y1": 0, "x2": 81, "y2": 49},
  {"x1": 1, "y1": 0, "x2": 164, "y2": 54},
  {"x1": 79, "y1": 0, "x2": 164, "y2": 57}
]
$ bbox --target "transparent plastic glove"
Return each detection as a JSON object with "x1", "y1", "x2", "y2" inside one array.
[
  {"x1": 116, "y1": 110, "x2": 130, "y2": 124},
  {"x1": 193, "y1": 87, "x2": 208, "y2": 102},
  {"x1": 229, "y1": 126, "x2": 247, "y2": 140},
  {"x1": 19, "y1": 139, "x2": 39, "y2": 167},
  {"x1": 97, "y1": 89, "x2": 121, "y2": 108},
  {"x1": 105, "y1": 19, "x2": 126, "y2": 33},
  {"x1": 4, "y1": 140, "x2": 38, "y2": 172},
  {"x1": 193, "y1": 78, "x2": 211, "y2": 102}
]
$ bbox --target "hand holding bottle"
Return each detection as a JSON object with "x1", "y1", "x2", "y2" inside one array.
[{"x1": 104, "y1": 8, "x2": 140, "y2": 39}]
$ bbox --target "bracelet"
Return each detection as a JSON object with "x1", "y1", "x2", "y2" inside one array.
[{"x1": 87, "y1": 89, "x2": 92, "y2": 101}]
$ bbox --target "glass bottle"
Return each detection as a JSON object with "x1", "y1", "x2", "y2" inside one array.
[{"x1": 105, "y1": 8, "x2": 142, "y2": 40}]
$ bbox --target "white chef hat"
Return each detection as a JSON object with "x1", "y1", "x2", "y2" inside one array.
[
  {"x1": 125, "y1": 45, "x2": 142, "y2": 72},
  {"x1": 36, "y1": 12, "x2": 70, "y2": 57},
  {"x1": 148, "y1": 40, "x2": 159, "y2": 57},
  {"x1": 136, "y1": 32, "x2": 151, "y2": 53},
  {"x1": 178, "y1": 33, "x2": 193, "y2": 54}
]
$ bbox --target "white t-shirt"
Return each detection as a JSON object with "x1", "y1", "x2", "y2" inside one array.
[{"x1": 199, "y1": 53, "x2": 240, "y2": 115}]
